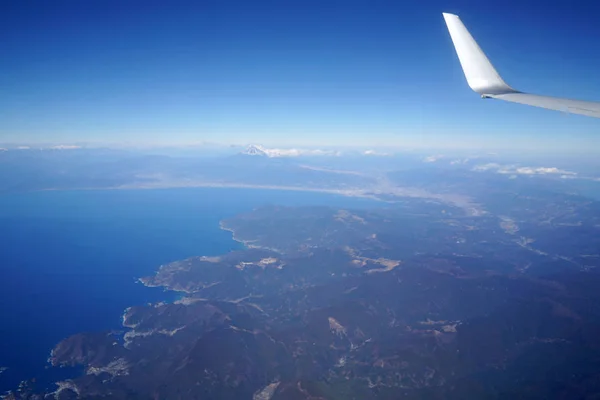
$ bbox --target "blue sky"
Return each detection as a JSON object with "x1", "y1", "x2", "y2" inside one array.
[{"x1": 2, "y1": 0, "x2": 600, "y2": 151}]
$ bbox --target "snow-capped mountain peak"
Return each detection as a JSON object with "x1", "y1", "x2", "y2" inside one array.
[{"x1": 242, "y1": 144, "x2": 270, "y2": 156}]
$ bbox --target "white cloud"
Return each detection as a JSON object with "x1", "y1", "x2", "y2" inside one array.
[
  {"x1": 16, "y1": 146, "x2": 30, "y2": 150},
  {"x1": 423, "y1": 155, "x2": 444, "y2": 163},
  {"x1": 49, "y1": 145, "x2": 81, "y2": 150},
  {"x1": 449, "y1": 158, "x2": 471, "y2": 165},
  {"x1": 513, "y1": 166, "x2": 574, "y2": 175},
  {"x1": 472, "y1": 163, "x2": 502, "y2": 172},
  {"x1": 425, "y1": 155, "x2": 481, "y2": 165},
  {"x1": 473, "y1": 163, "x2": 577, "y2": 176},
  {"x1": 363, "y1": 149, "x2": 391, "y2": 156}
]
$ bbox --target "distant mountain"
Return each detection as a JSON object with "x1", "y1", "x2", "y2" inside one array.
[
  {"x1": 240, "y1": 144, "x2": 340, "y2": 158},
  {"x1": 240, "y1": 144, "x2": 266, "y2": 156}
]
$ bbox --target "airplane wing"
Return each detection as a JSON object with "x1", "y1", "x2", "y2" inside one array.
[{"x1": 442, "y1": 12, "x2": 600, "y2": 118}]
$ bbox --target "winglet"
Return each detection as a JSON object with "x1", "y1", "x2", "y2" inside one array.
[{"x1": 443, "y1": 13, "x2": 516, "y2": 95}]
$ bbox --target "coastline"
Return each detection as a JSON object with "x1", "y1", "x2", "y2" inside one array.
[
  {"x1": 7, "y1": 180, "x2": 484, "y2": 216},
  {"x1": 133, "y1": 220, "x2": 258, "y2": 298},
  {"x1": 219, "y1": 221, "x2": 248, "y2": 248},
  {"x1": 125, "y1": 220, "x2": 249, "y2": 328},
  {"x1": 26, "y1": 181, "x2": 382, "y2": 200},
  {"x1": 218, "y1": 221, "x2": 259, "y2": 250},
  {"x1": 134, "y1": 220, "x2": 253, "y2": 297},
  {"x1": 0, "y1": 188, "x2": 252, "y2": 395}
]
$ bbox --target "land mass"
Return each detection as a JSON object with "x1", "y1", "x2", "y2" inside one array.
[{"x1": 7, "y1": 189, "x2": 600, "y2": 399}]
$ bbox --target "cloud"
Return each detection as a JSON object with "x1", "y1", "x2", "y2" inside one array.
[
  {"x1": 449, "y1": 158, "x2": 471, "y2": 165},
  {"x1": 242, "y1": 144, "x2": 341, "y2": 157},
  {"x1": 423, "y1": 155, "x2": 444, "y2": 163},
  {"x1": 473, "y1": 163, "x2": 577, "y2": 176},
  {"x1": 472, "y1": 163, "x2": 502, "y2": 172},
  {"x1": 49, "y1": 145, "x2": 81, "y2": 150},
  {"x1": 425, "y1": 155, "x2": 481, "y2": 165},
  {"x1": 512, "y1": 166, "x2": 575, "y2": 175},
  {"x1": 363, "y1": 149, "x2": 391, "y2": 156}
]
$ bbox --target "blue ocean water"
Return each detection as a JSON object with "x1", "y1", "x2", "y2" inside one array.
[{"x1": 0, "y1": 187, "x2": 380, "y2": 393}]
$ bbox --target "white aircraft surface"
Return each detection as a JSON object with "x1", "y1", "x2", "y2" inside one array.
[{"x1": 442, "y1": 12, "x2": 600, "y2": 118}]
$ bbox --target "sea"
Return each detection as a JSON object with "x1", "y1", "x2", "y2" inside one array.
[{"x1": 0, "y1": 187, "x2": 381, "y2": 394}]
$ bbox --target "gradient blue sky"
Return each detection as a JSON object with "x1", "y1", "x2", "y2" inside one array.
[{"x1": 2, "y1": 0, "x2": 600, "y2": 151}]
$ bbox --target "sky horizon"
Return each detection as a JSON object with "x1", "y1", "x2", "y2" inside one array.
[
  {"x1": 2, "y1": 139, "x2": 599, "y2": 159},
  {"x1": 2, "y1": 0, "x2": 600, "y2": 152}
]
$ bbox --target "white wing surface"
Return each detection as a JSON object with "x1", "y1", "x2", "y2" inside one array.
[{"x1": 442, "y1": 12, "x2": 600, "y2": 118}]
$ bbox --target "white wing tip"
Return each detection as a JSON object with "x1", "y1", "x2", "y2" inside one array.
[
  {"x1": 442, "y1": 12, "x2": 458, "y2": 18},
  {"x1": 443, "y1": 11, "x2": 515, "y2": 95},
  {"x1": 442, "y1": 12, "x2": 459, "y2": 21}
]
